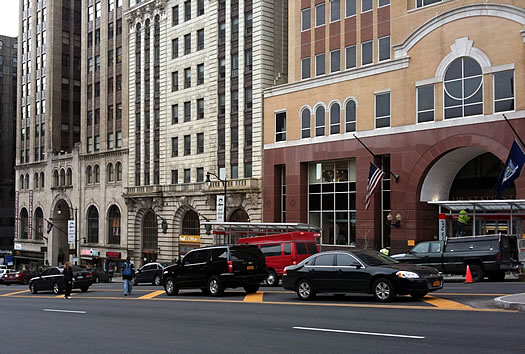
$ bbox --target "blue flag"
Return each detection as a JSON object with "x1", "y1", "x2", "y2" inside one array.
[{"x1": 494, "y1": 140, "x2": 525, "y2": 197}]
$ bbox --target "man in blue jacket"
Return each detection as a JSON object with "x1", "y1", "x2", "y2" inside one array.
[{"x1": 122, "y1": 257, "x2": 135, "y2": 296}]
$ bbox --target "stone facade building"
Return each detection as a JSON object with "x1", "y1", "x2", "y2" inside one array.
[{"x1": 263, "y1": 0, "x2": 525, "y2": 253}]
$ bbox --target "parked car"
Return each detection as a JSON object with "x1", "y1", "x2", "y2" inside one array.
[
  {"x1": 3, "y1": 270, "x2": 36, "y2": 285},
  {"x1": 237, "y1": 231, "x2": 320, "y2": 286},
  {"x1": 0, "y1": 269, "x2": 15, "y2": 284},
  {"x1": 29, "y1": 266, "x2": 94, "y2": 294},
  {"x1": 133, "y1": 262, "x2": 166, "y2": 286},
  {"x1": 392, "y1": 234, "x2": 520, "y2": 282},
  {"x1": 92, "y1": 268, "x2": 112, "y2": 283},
  {"x1": 162, "y1": 245, "x2": 267, "y2": 297},
  {"x1": 282, "y1": 249, "x2": 443, "y2": 302}
]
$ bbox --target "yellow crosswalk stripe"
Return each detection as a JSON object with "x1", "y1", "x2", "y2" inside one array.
[
  {"x1": 243, "y1": 291, "x2": 264, "y2": 302},
  {"x1": 422, "y1": 296, "x2": 474, "y2": 310},
  {"x1": 138, "y1": 290, "x2": 165, "y2": 299},
  {"x1": 1, "y1": 289, "x2": 30, "y2": 296}
]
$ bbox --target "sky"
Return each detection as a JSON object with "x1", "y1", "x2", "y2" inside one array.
[{"x1": 0, "y1": 1, "x2": 19, "y2": 37}]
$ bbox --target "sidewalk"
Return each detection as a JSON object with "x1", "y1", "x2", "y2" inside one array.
[{"x1": 494, "y1": 293, "x2": 525, "y2": 312}]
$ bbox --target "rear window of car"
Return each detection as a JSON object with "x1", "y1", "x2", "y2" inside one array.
[
  {"x1": 230, "y1": 246, "x2": 263, "y2": 262},
  {"x1": 306, "y1": 242, "x2": 318, "y2": 254},
  {"x1": 211, "y1": 247, "x2": 228, "y2": 261},
  {"x1": 296, "y1": 242, "x2": 308, "y2": 255},
  {"x1": 260, "y1": 244, "x2": 282, "y2": 257}
]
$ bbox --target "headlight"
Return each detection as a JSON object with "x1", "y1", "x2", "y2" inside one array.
[{"x1": 396, "y1": 271, "x2": 419, "y2": 279}]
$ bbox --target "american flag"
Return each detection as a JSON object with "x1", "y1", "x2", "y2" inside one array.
[{"x1": 365, "y1": 163, "x2": 385, "y2": 210}]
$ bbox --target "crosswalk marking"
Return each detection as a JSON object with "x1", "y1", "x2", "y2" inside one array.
[
  {"x1": 422, "y1": 296, "x2": 474, "y2": 310},
  {"x1": 138, "y1": 290, "x2": 165, "y2": 299},
  {"x1": 243, "y1": 291, "x2": 264, "y2": 302},
  {"x1": 1, "y1": 289, "x2": 30, "y2": 296}
]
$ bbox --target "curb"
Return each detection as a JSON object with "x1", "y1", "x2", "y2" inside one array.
[{"x1": 493, "y1": 294, "x2": 525, "y2": 312}]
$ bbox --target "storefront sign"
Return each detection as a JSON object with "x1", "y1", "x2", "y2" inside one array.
[
  {"x1": 216, "y1": 195, "x2": 225, "y2": 222},
  {"x1": 180, "y1": 235, "x2": 200, "y2": 243},
  {"x1": 80, "y1": 249, "x2": 100, "y2": 257},
  {"x1": 68, "y1": 220, "x2": 76, "y2": 244},
  {"x1": 106, "y1": 252, "x2": 121, "y2": 259},
  {"x1": 407, "y1": 240, "x2": 415, "y2": 246},
  {"x1": 439, "y1": 213, "x2": 447, "y2": 240},
  {"x1": 14, "y1": 243, "x2": 22, "y2": 250}
]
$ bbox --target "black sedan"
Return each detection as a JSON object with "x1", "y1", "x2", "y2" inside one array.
[
  {"x1": 282, "y1": 250, "x2": 443, "y2": 302},
  {"x1": 133, "y1": 262, "x2": 165, "y2": 286},
  {"x1": 29, "y1": 266, "x2": 94, "y2": 294}
]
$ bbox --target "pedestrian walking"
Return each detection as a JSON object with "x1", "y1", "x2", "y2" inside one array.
[
  {"x1": 63, "y1": 261, "x2": 73, "y2": 299},
  {"x1": 122, "y1": 257, "x2": 135, "y2": 296},
  {"x1": 455, "y1": 209, "x2": 470, "y2": 237}
]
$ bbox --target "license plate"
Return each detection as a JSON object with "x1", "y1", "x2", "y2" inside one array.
[
  {"x1": 247, "y1": 265, "x2": 254, "y2": 270},
  {"x1": 432, "y1": 280, "x2": 441, "y2": 287},
  {"x1": 77, "y1": 275, "x2": 83, "y2": 279}
]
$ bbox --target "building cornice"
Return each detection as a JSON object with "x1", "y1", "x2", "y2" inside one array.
[{"x1": 125, "y1": 0, "x2": 166, "y2": 25}]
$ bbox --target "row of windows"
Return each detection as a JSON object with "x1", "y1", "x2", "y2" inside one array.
[
  {"x1": 171, "y1": 64, "x2": 205, "y2": 91},
  {"x1": 86, "y1": 162, "x2": 123, "y2": 185},
  {"x1": 19, "y1": 171, "x2": 45, "y2": 190},
  {"x1": 170, "y1": 162, "x2": 253, "y2": 185},
  {"x1": 171, "y1": 0, "x2": 205, "y2": 27},
  {"x1": 87, "y1": 20, "x2": 123, "y2": 48},
  {"x1": 172, "y1": 29, "x2": 205, "y2": 59},
  {"x1": 171, "y1": 98, "x2": 204, "y2": 124},
  {"x1": 171, "y1": 133, "x2": 205, "y2": 157},
  {"x1": 88, "y1": 0, "x2": 123, "y2": 22},
  {"x1": 87, "y1": 48, "x2": 122, "y2": 73}
]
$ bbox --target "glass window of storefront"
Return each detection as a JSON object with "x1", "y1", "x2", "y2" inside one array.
[{"x1": 308, "y1": 160, "x2": 356, "y2": 246}]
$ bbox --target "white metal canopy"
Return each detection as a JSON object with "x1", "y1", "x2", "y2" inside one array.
[{"x1": 428, "y1": 200, "x2": 525, "y2": 214}]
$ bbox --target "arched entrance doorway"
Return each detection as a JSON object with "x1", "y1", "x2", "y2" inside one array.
[
  {"x1": 180, "y1": 210, "x2": 200, "y2": 256},
  {"x1": 229, "y1": 209, "x2": 249, "y2": 222},
  {"x1": 51, "y1": 200, "x2": 71, "y2": 266},
  {"x1": 142, "y1": 211, "x2": 158, "y2": 264}
]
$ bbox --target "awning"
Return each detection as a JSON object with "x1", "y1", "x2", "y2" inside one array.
[{"x1": 428, "y1": 200, "x2": 525, "y2": 214}]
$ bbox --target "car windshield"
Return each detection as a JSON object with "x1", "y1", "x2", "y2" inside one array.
[{"x1": 353, "y1": 250, "x2": 399, "y2": 266}]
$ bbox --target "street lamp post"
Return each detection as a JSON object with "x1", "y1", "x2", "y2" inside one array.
[{"x1": 206, "y1": 171, "x2": 227, "y2": 222}]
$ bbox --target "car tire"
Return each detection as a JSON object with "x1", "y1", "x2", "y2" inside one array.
[
  {"x1": 244, "y1": 284, "x2": 260, "y2": 294},
  {"x1": 153, "y1": 275, "x2": 161, "y2": 286},
  {"x1": 266, "y1": 270, "x2": 278, "y2": 287},
  {"x1": 468, "y1": 264, "x2": 484, "y2": 282},
  {"x1": 53, "y1": 282, "x2": 61, "y2": 295},
  {"x1": 296, "y1": 279, "x2": 315, "y2": 300},
  {"x1": 487, "y1": 271, "x2": 505, "y2": 282},
  {"x1": 164, "y1": 277, "x2": 179, "y2": 296},
  {"x1": 410, "y1": 292, "x2": 428, "y2": 300},
  {"x1": 208, "y1": 276, "x2": 224, "y2": 297},
  {"x1": 372, "y1": 278, "x2": 396, "y2": 302},
  {"x1": 80, "y1": 287, "x2": 89, "y2": 292},
  {"x1": 30, "y1": 283, "x2": 37, "y2": 294}
]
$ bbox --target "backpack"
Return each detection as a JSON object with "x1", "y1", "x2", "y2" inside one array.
[{"x1": 123, "y1": 262, "x2": 132, "y2": 276}]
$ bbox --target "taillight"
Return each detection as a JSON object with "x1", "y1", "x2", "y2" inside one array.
[
  {"x1": 496, "y1": 252, "x2": 501, "y2": 261},
  {"x1": 86, "y1": 272, "x2": 94, "y2": 277},
  {"x1": 292, "y1": 260, "x2": 297, "y2": 265},
  {"x1": 283, "y1": 268, "x2": 287, "y2": 275},
  {"x1": 227, "y1": 261, "x2": 233, "y2": 273},
  {"x1": 16, "y1": 274, "x2": 21, "y2": 277}
]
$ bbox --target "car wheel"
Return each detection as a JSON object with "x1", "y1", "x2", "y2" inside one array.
[
  {"x1": 30, "y1": 283, "x2": 37, "y2": 294},
  {"x1": 244, "y1": 284, "x2": 260, "y2": 294},
  {"x1": 488, "y1": 271, "x2": 505, "y2": 282},
  {"x1": 208, "y1": 276, "x2": 224, "y2": 297},
  {"x1": 81, "y1": 287, "x2": 89, "y2": 292},
  {"x1": 164, "y1": 277, "x2": 179, "y2": 296},
  {"x1": 53, "y1": 282, "x2": 61, "y2": 295},
  {"x1": 153, "y1": 275, "x2": 161, "y2": 286},
  {"x1": 468, "y1": 264, "x2": 484, "y2": 282},
  {"x1": 266, "y1": 270, "x2": 278, "y2": 287},
  {"x1": 372, "y1": 278, "x2": 396, "y2": 302},
  {"x1": 296, "y1": 279, "x2": 315, "y2": 300},
  {"x1": 410, "y1": 292, "x2": 428, "y2": 300}
]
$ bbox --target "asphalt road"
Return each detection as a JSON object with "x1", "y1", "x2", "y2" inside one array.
[{"x1": 1, "y1": 281, "x2": 524, "y2": 354}]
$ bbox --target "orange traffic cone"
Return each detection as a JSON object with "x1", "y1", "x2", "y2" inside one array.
[{"x1": 465, "y1": 265, "x2": 473, "y2": 283}]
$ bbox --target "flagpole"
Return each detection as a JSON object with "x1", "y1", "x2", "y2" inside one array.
[
  {"x1": 354, "y1": 134, "x2": 399, "y2": 183},
  {"x1": 503, "y1": 114, "x2": 525, "y2": 148}
]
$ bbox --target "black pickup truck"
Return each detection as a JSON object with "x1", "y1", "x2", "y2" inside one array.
[{"x1": 392, "y1": 234, "x2": 520, "y2": 282}]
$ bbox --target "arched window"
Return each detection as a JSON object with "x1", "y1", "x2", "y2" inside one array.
[
  {"x1": 315, "y1": 105, "x2": 325, "y2": 137},
  {"x1": 34, "y1": 173, "x2": 39, "y2": 189},
  {"x1": 60, "y1": 169, "x2": 66, "y2": 186},
  {"x1": 40, "y1": 171, "x2": 45, "y2": 188},
  {"x1": 154, "y1": 15, "x2": 160, "y2": 36},
  {"x1": 444, "y1": 57, "x2": 483, "y2": 119},
  {"x1": 54, "y1": 170, "x2": 59, "y2": 186},
  {"x1": 25, "y1": 174, "x2": 30, "y2": 189},
  {"x1": 108, "y1": 205, "x2": 121, "y2": 245},
  {"x1": 145, "y1": 19, "x2": 150, "y2": 38},
  {"x1": 182, "y1": 210, "x2": 200, "y2": 236},
  {"x1": 34, "y1": 207, "x2": 44, "y2": 241},
  {"x1": 345, "y1": 100, "x2": 356, "y2": 132},
  {"x1": 143, "y1": 211, "x2": 158, "y2": 250},
  {"x1": 94, "y1": 165, "x2": 100, "y2": 183},
  {"x1": 87, "y1": 206, "x2": 99, "y2": 243},
  {"x1": 67, "y1": 168, "x2": 72, "y2": 186},
  {"x1": 107, "y1": 163, "x2": 114, "y2": 182},
  {"x1": 20, "y1": 208, "x2": 29, "y2": 239},
  {"x1": 229, "y1": 209, "x2": 249, "y2": 222},
  {"x1": 301, "y1": 108, "x2": 311, "y2": 139},
  {"x1": 116, "y1": 162, "x2": 122, "y2": 181},
  {"x1": 86, "y1": 166, "x2": 92, "y2": 184},
  {"x1": 20, "y1": 175, "x2": 25, "y2": 190},
  {"x1": 330, "y1": 103, "x2": 340, "y2": 135}
]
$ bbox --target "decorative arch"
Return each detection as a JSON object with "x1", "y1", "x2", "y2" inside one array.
[
  {"x1": 300, "y1": 105, "x2": 312, "y2": 139},
  {"x1": 40, "y1": 171, "x2": 45, "y2": 188},
  {"x1": 19, "y1": 208, "x2": 29, "y2": 239},
  {"x1": 34, "y1": 207, "x2": 44, "y2": 241},
  {"x1": 94, "y1": 165, "x2": 100, "y2": 183},
  {"x1": 115, "y1": 161, "x2": 123, "y2": 181},
  {"x1": 314, "y1": 103, "x2": 326, "y2": 137},
  {"x1": 86, "y1": 165, "x2": 92, "y2": 184},
  {"x1": 87, "y1": 205, "x2": 100, "y2": 243},
  {"x1": 19, "y1": 174, "x2": 24, "y2": 190},
  {"x1": 34, "y1": 173, "x2": 39, "y2": 189},
  {"x1": 66, "y1": 168, "x2": 72, "y2": 186},
  {"x1": 435, "y1": 37, "x2": 491, "y2": 79},
  {"x1": 53, "y1": 169, "x2": 59, "y2": 186},
  {"x1": 107, "y1": 163, "x2": 114, "y2": 182},
  {"x1": 25, "y1": 174, "x2": 30, "y2": 189},
  {"x1": 229, "y1": 209, "x2": 249, "y2": 222},
  {"x1": 328, "y1": 100, "x2": 341, "y2": 135},
  {"x1": 107, "y1": 204, "x2": 121, "y2": 245},
  {"x1": 343, "y1": 97, "x2": 358, "y2": 133}
]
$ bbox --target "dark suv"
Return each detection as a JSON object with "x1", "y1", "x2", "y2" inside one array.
[{"x1": 162, "y1": 245, "x2": 267, "y2": 297}]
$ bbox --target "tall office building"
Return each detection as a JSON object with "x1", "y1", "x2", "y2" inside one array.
[
  {"x1": 124, "y1": 0, "x2": 288, "y2": 264},
  {"x1": 0, "y1": 35, "x2": 18, "y2": 263}
]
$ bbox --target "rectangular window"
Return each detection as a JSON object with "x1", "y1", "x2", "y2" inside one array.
[
  {"x1": 172, "y1": 71, "x2": 178, "y2": 91},
  {"x1": 184, "y1": 33, "x2": 191, "y2": 54},
  {"x1": 378, "y1": 0, "x2": 390, "y2": 7},
  {"x1": 197, "y1": 29, "x2": 204, "y2": 50},
  {"x1": 345, "y1": 45, "x2": 356, "y2": 69},
  {"x1": 245, "y1": 12, "x2": 253, "y2": 35},
  {"x1": 416, "y1": 0, "x2": 442, "y2": 8},
  {"x1": 171, "y1": 137, "x2": 178, "y2": 157},
  {"x1": 197, "y1": 133, "x2": 204, "y2": 154},
  {"x1": 219, "y1": 22, "x2": 226, "y2": 44},
  {"x1": 184, "y1": 101, "x2": 191, "y2": 121},
  {"x1": 184, "y1": 67, "x2": 191, "y2": 88},
  {"x1": 302, "y1": 57, "x2": 311, "y2": 79},
  {"x1": 330, "y1": 49, "x2": 340, "y2": 73},
  {"x1": 315, "y1": 3, "x2": 326, "y2": 27},
  {"x1": 244, "y1": 163, "x2": 252, "y2": 178},
  {"x1": 231, "y1": 54, "x2": 239, "y2": 77},
  {"x1": 362, "y1": 0, "x2": 373, "y2": 12},
  {"x1": 301, "y1": 8, "x2": 311, "y2": 31},
  {"x1": 231, "y1": 164, "x2": 238, "y2": 179},
  {"x1": 172, "y1": 6, "x2": 179, "y2": 26},
  {"x1": 275, "y1": 111, "x2": 286, "y2": 142},
  {"x1": 88, "y1": 6, "x2": 94, "y2": 22},
  {"x1": 197, "y1": 98, "x2": 204, "y2": 119},
  {"x1": 171, "y1": 170, "x2": 178, "y2": 184},
  {"x1": 417, "y1": 85, "x2": 434, "y2": 123},
  {"x1": 245, "y1": 49, "x2": 253, "y2": 71},
  {"x1": 197, "y1": 167, "x2": 204, "y2": 182},
  {"x1": 116, "y1": 19, "x2": 122, "y2": 36},
  {"x1": 184, "y1": 169, "x2": 191, "y2": 183},
  {"x1": 116, "y1": 131, "x2": 122, "y2": 148},
  {"x1": 184, "y1": 135, "x2": 191, "y2": 155},
  {"x1": 378, "y1": 36, "x2": 390, "y2": 62},
  {"x1": 494, "y1": 70, "x2": 515, "y2": 113},
  {"x1": 330, "y1": 0, "x2": 341, "y2": 22},
  {"x1": 172, "y1": 104, "x2": 179, "y2": 124},
  {"x1": 197, "y1": 64, "x2": 204, "y2": 85},
  {"x1": 232, "y1": 17, "x2": 239, "y2": 41},
  {"x1": 231, "y1": 127, "x2": 238, "y2": 149},
  {"x1": 96, "y1": 2, "x2": 102, "y2": 18},
  {"x1": 116, "y1": 47, "x2": 122, "y2": 64},
  {"x1": 231, "y1": 90, "x2": 239, "y2": 111},
  {"x1": 346, "y1": 0, "x2": 356, "y2": 17},
  {"x1": 315, "y1": 53, "x2": 325, "y2": 76},
  {"x1": 375, "y1": 92, "x2": 390, "y2": 128},
  {"x1": 172, "y1": 38, "x2": 179, "y2": 59},
  {"x1": 198, "y1": 0, "x2": 204, "y2": 16},
  {"x1": 245, "y1": 88, "x2": 253, "y2": 110},
  {"x1": 94, "y1": 135, "x2": 100, "y2": 152},
  {"x1": 107, "y1": 132, "x2": 114, "y2": 149},
  {"x1": 185, "y1": 0, "x2": 192, "y2": 21},
  {"x1": 361, "y1": 40, "x2": 373, "y2": 65}
]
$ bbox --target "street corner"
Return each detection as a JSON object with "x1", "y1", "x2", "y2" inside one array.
[{"x1": 493, "y1": 293, "x2": 525, "y2": 312}]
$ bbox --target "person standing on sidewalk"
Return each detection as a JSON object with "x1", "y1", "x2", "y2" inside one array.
[
  {"x1": 122, "y1": 257, "x2": 135, "y2": 296},
  {"x1": 63, "y1": 262, "x2": 73, "y2": 299}
]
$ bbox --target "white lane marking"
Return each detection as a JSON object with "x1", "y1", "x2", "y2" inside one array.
[
  {"x1": 43, "y1": 309, "x2": 87, "y2": 314},
  {"x1": 293, "y1": 326, "x2": 425, "y2": 339}
]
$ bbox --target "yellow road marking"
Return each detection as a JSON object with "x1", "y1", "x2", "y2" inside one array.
[
  {"x1": 1, "y1": 290, "x2": 30, "y2": 296},
  {"x1": 435, "y1": 293, "x2": 506, "y2": 297},
  {"x1": 138, "y1": 290, "x2": 165, "y2": 299},
  {"x1": 243, "y1": 291, "x2": 264, "y2": 302},
  {"x1": 422, "y1": 296, "x2": 474, "y2": 310}
]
